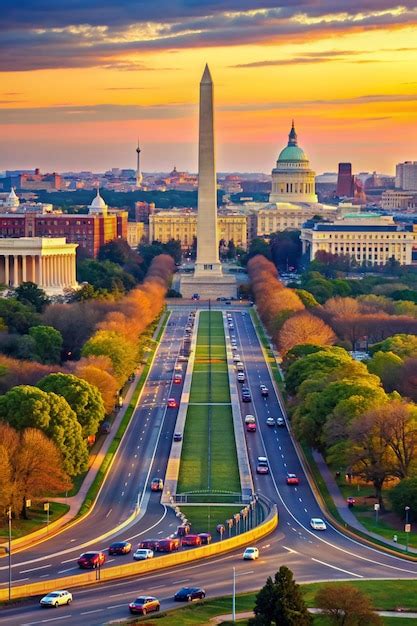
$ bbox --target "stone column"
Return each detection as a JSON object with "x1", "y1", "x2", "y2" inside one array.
[
  {"x1": 22, "y1": 256, "x2": 27, "y2": 282},
  {"x1": 5, "y1": 255, "x2": 10, "y2": 286},
  {"x1": 13, "y1": 255, "x2": 19, "y2": 287}
]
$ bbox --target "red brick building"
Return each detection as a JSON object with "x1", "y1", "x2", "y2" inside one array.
[{"x1": 18, "y1": 168, "x2": 62, "y2": 191}]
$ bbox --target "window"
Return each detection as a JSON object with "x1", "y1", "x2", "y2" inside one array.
[{"x1": 204, "y1": 264, "x2": 213, "y2": 270}]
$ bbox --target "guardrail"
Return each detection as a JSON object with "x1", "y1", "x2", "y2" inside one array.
[{"x1": 0, "y1": 501, "x2": 278, "y2": 602}]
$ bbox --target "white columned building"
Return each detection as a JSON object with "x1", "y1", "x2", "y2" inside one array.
[{"x1": 0, "y1": 237, "x2": 78, "y2": 294}]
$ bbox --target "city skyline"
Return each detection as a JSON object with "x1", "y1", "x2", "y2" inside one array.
[{"x1": 1, "y1": 1, "x2": 417, "y2": 173}]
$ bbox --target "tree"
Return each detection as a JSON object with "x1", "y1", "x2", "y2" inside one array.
[
  {"x1": 244, "y1": 238, "x2": 272, "y2": 264},
  {"x1": 279, "y1": 312, "x2": 336, "y2": 354},
  {"x1": 0, "y1": 386, "x2": 88, "y2": 476},
  {"x1": 81, "y1": 330, "x2": 138, "y2": 384},
  {"x1": 251, "y1": 576, "x2": 277, "y2": 625},
  {"x1": 370, "y1": 334, "x2": 417, "y2": 359},
  {"x1": 28, "y1": 325, "x2": 63, "y2": 364},
  {"x1": 273, "y1": 566, "x2": 312, "y2": 625},
  {"x1": 390, "y1": 477, "x2": 417, "y2": 522},
  {"x1": 38, "y1": 373, "x2": 105, "y2": 437},
  {"x1": 367, "y1": 351, "x2": 403, "y2": 392},
  {"x1": 395, "y1": 358, "x2": 417, "y2": 401},
  {"x1": 77, "y1": 259, "x2": 136, "y2": 292},
  {"x1": 285, "y1": 347, "x2": 351, "y2": 395},
  {"x1": 295, "y1": 289, "x2": 319, "y2": 308},
  {"x1": 315, "y1": 584, "x2": 382, "y2": 626},
  {"x1": 14, "y1": 281, "x2": 50, "y2": 313},
  {"x1": 270, "y1": 230, "x2": 302, "y2": 269},
  {"x1": 0, "y1": 298, "x2": 40, "y2": 334},
  {"x1": 98, "y1": 239, "x2": 144, "y2": 282},
  {"x1": 227, "y1": 239, "x2": 236, "y2": 260},
  {"x1": 73, "y1": 356, "x2": 119, "y2": 415}
]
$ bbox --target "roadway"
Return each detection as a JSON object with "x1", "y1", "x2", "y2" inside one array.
[
  {"x1": 1, "y1": 307, "x2": 417, "y2": 625},
  {"x1": 0, "y1": 310, "x2": 190, "y2": 588}
]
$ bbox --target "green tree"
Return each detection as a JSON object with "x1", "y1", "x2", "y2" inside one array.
[
  {"x1": 251, "y1": 576, "x2": 277, "y2": 625},
  {"x1": 98, "y1": 239, "x2": 144, "y2": 282},
  {"x1": 367, "y1": 351, "x2": 403, "y2": 392},
  {"x1": 227, "y1": 239, "x2": 236, "y2": 260},
  {"x1": 28, "y1": 325, "x2": 63, "y2": 364},
  {"x1": 0, "y1": 386, "x2": 88, "y2": 476},
  {"x1": 38, "y1": 373, "x2": 105, "y2": 437},
  {"x1": 315, "y1": 583, "x2": 382, "y2": 626},
  {"x1": 244, "y1": 237, "x2": 271, "y2": 264},
  {"x1": 295, "y1": 289, "x2": 319, "y2": 308},
  {"x1": 273, "y1": 566, "x2": 312, "y2": 625},
  {"x1": 390, "y1": 477, "x2": 417, "y2": 522},
  {"x1": 14, "y1": 282, "x2": 50, "y2": 313},
  {"x1": 270, "y1": 230, "x2": 302, "y2": 269},
  {"x1": 285, "y1": 347, "x2": 351, "y2": 395},
  {"x1": 77, "y1": 259, "x2": 136, "y2": 292},
  {"x1": 81, "y1": 330, "x2": 138, "y2": 384},
  {"x1": 370, "y1": 334, "x2": 417, "y2": 359},
  {"x1": 0, "y1": 298, "x2": 40, "y2": 334}
]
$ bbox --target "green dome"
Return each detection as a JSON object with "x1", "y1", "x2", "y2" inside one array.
[{"x1": 278, "y1": 145, "x2": 307, "y2": 162}]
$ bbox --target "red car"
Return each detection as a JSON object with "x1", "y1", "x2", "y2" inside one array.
[
  {"x1": 156, "y1": 538, "x2": 181, "y2": 552},
  {"x1": 77, "y1": 551, "x2": 106, "y2": 569},
  {"x1": 167, "y1": 398, "x2": 177, "y2": 408},
  {"x1": 173, "y1": 374, "x2": 182, "y2": 384},
  {"x1": 347, "y1": 496, "x2": 356, "y2": 507},
  {"x1": 151, "y1": 477, "x2": 164, "y2": 492},
  {"x1": 246, "y1": 422, "x2": 256, "y2": 433},
  {"x1": 129, "y1": 596, "x2": 160, "y2": 615},
  {"x1": 181, "y1": 534, "x2": 202, "y2": 547},
  {"x1": 286, "y1": 473, "x2": 299, "y2": 485}
]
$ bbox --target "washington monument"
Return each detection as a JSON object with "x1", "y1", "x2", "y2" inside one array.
[{"x1": 180, "y1": 65, "x2": 236, "y2": 298}]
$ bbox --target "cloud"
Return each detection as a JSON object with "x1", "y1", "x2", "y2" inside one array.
[
  {"x1": 0, "y1": 102, "x2": 196, "y2": 125},
  {"x1": 1, "y1": 2, "x2": 417, "y2": 71},
  {"x1": 232, "y1": 50, "x2": 368, "y2": 67},
  {"x1": 219, "y1": 93, "x2": 417, "y2": 111}
]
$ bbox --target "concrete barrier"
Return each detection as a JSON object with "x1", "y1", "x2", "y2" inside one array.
[{"x1": 0, "y1": 504, "x2": 278, "y2": 601}]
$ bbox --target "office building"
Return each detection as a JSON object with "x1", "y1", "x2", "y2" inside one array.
[{"x1": 396, "y1": 162, "x2": 417, "y2": 191}]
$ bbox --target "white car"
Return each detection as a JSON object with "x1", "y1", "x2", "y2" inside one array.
[
  {"x1": 266, "y1": 417, "x2": 275, "y2": 427},
  {"x1": 133, "y1": 548, "x2": 154, "y2": 560},
  {"x1": 245, "y1": 414, "x2": 255, "y2": 424},
  {"x1": 243, "y1": 547, "x2": 259, "y2": 560},
  {"x1": 237, "y1": 372, "x2": 245, "y2": 382},
  {"x1": 276, "y1": 417, "x2": 285, "y2": 427},
  {"x1": 310, "y1": 518, "x2": 327, "y2": 531},
  {"x1": 40, "y1": 590, "x2": 73, "y2": 608},
  {"x1": 233, "y1": 354, "x2": 241, "y2": 362}
]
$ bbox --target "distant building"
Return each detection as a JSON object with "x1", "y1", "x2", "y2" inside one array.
[
  {"x1": 381, "y1": 190, "x2": 417, "y2": 211},
  {"x1": 0, "y1": 237, "x2": 77, "y2": 294},
  {"x1": 396, "y1": 161, "x2": 417, "y2": 191},
  {"x1": 301, "y1": 213, "x2": 417, "y2": 266},
  {"x1": 222, "y1": 175, "x2": 243, "y2": 194},
  {"x1": 135, "y1": 201, "x2": 155, "y2": 224},
  {"x1": 149, "y1": 209, "x2": 248, "y2": 250},
  {"x1": 17, "y1": 168, "x2": 62, "y2": 191},
  {"x1": 127, "y1": 222, "x2": 145, "y2": 248},
  {"x1": 336, "y1": 163, "x2": 354, "y2": 197},
  {"x1": 255, "y1": 203, "x2": 339, "y2": 236}
]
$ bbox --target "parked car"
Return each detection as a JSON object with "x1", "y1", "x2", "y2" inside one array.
[
  {"x1": 243, "y1": 547, "x2": 259, "y2": 560},
  {"x1": 77, "y1": 551, "x2": 106, "y2": 569},
  {"x1": 108, "y1": 541, "x2": 132, "y2": 555},
  {"x1": 100, "y1": 421, "x2": 111, "y2": 434},
  {"x1": 260, "y1": 384, "x2": 269, "y2": 397},
  {"x1": 310, "y1": 518, "x2": 327, "y2": 531},
  {"x1": 246, "y1": 422, "x2": 256, "y2": 432},
  {"x1": 133, "y1": 548, "x2": 154, "y2": 560},
  {"x1": 276, "y1": 417, "x2": 285, "y2": 427},
  {"x1": 150, "y1": 477, "x2": 164, "y2": 492},
  {"x1": 129, "y1": 596, "x2": 160, "y2": 615},
  {"x1": 156, "y1": 537, "x2": 181, "y2": 552},
  {"x1": 181, "y1": 534, "x2": 202, "y2": 547},
  {"x1": 198, "y1": 532, "x2": 212, "y2": 544},
  {"x1": 40, "y1": 590, "x2": 72, "y2": 608},
  {"x1": 174, "y1": 587, "x2": 206, "y2": 602},
  {"x1": 245, "y1": 414, "x2": 255, "y2": 424},
  {"x1": 167, "y1": 398, "x2": 177, "y2": 408},
  {"x1": 266, "y1": 417, "x2": 275, "y2": 427},
  {"x1": 286, "y1": 473, "x2": 299, "y2": 486},
  {"x1": 173, "y1": 432, "x2": 183, "y2": 442}
]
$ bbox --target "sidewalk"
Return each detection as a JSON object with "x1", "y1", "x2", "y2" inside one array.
[
  {"x1": 211, "y1": 608, "x2": 417, "y2": 623},
  {"x1": 312, "y1": 450, "x2": 417, "y2": 555}
]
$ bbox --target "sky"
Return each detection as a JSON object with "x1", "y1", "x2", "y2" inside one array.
[{"x1": 1, "y1": 1, "x2": 417, "y2": 175}]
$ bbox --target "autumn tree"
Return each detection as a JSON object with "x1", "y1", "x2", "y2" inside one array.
[
  {"x1": 0, "y1": 385, "x2": 88, "y2": 476},
  {"x1": 0, "y1": 298, "x2": 40, "y2": 334},
  {"x1": 315, "y1": 584, "x2": 382, "y2": 626},
  {"x1": 278, "y1": 311, "x2": 335, "y2": 354},
  {"x1": 38, "y1": 373, "x2": 105, "y2": 437},
  {"x1": 81, "y1": 330, "x2": 138, "y2": 385},
  {"x1": 370, "y1": 334, "x2": 417, "y2": 359},
  {"x1": 72, "y1": 356, "x2": 118, "y2": 414},
  {"x1": 395, "y1": 358, "x2": 417, "y2": 401}
]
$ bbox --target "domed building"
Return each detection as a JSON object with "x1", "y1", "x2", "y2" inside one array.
[
  {"x1": 269, "y1": 122, "x2": 317, "y2": 203},
  {"x1": 6, "y1": 187, "x2": 20, "y2": 210},
  {"x1": 89, "y1": 188, "x2": 108, "y2": 216}
]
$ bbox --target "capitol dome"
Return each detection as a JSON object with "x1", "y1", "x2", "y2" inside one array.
[
  {"x1": 7, "y1": 187, "x2": 20, "y2": 209},
  {"x1": 269, "y1": 121, "x2": 317, "y2": 204},
  {"x1": 89, "y1": 188, "x2": 108, "y2": 215}
]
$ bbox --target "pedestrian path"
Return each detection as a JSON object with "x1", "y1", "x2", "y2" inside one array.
[
  {"x1": 211, "y1": 608, "x2": 417, "y2": 623},
  {"x1": 312, "y1": 451, "x2": 417, "y2": 555}
]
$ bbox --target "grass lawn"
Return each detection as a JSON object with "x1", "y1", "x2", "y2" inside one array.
[
  {"x1": 179, "y1": 505, "x2": 248, "y2": 537},
  {"x1": 119, "y1": 580, "x2": 417, "y2": 625},
  {"x1": 177, "y1": 310, "x2": 240, "y2": 497},
  {"x1": 0, "y1": 502, "x2": 69, "y2": 541}
]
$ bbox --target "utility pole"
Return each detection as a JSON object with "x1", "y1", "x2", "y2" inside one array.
[{"x1": 232, "y1": 567, "x2": 236, "y2": 622}]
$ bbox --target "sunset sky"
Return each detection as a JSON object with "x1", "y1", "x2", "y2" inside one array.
[{"x1": 1, "y1": 1, "x2": 417, "y2": 175}]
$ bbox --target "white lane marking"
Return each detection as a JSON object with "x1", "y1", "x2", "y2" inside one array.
[
  {"x1": 20, "y1": 564, "x2": 51, "y2": 574},
  {"x1": 282, "y1": 546, "x2": 298, "y2": 554},
  {"x1": 312, "y1": 558, "x2": 363, "y2": 578},
  {"x1": 105, "y1": 508, "x2": 113, "y2": 519},
  {"x1": 0, "y1": 577, "x2": 29, "y2": 585},
  {"x1": 172, "y1": 578, "x2": 189, "y2": 583},
  {"x1": 23, "y1": 617, "x2": 72, "y2": 625},
  {"x1": 107, "y1": 603, "x2": 127, "y2": 609},
  {"x1": 240, "y1": 570, "x2": 254, "y2": 575},
  {"x1": 58, "y1": 567, "x2": 77, "y2": 574},
  {"x1": 60, "y1": 558, "x2": 74, "y2": 564},
  {"x1": 108, "y1": 591, "x2": 133, "y2": 599},
  {"x1": 80, "y1": 609, "x2": 103, "y2": 615}
]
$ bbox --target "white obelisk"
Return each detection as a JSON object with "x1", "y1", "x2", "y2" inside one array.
[{"x1": 194, "y1": 64, "x2": 223, "y2": 277}]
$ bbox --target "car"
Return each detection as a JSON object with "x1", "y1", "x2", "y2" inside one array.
[
  {"x1": 137, "y1": 539, "x2": 159, "y2": 550},
  {"x1": 198, "y1": 532, "x2": 212, "y2": 544},
  {"x1": 167, "y1": 397, "x2": 177, "y2": 408},
  {"x1": 192, "y1": 293, "x2": 200, "y2": 300},
  {"x1": 347, "y1": 496, "x2": 356, "y2": 507},
  {"x1": 108, "y1": 541, "x2": 132, "y2": 555},
  {"x1": 129, "y1": 596, "x2": 160, "y2": 615},
  {"x1": 246, "y1": 421, "x2": 256, "y2": 432},
  {"x1": 242, "y1": 392, "x2": 252, "y2": 402},
  {"x1": 217, "y1": 296, "x2": 227, "y2": 301},
  {"x1": 231, "y1": 341, "x2": 238, "y2": 348},
  {"x1": 233, "y1": 354, "x2": 240, "y2": 362},
  {"x1": 256, "y1": 458, "x2": 269, "y2": 474},
  {"x1": 237, "y1": 372, "x2": 245, "y2": 383},
  {"x1": 77, "y1": 551, "x2": 106, "y2": 569},
  {"x1": 228, "y1": 324, "x2": 234, "y2": 329},
  {"x1": 181, "y1": 534, "x2": 202, "y2": 546},
  {"x1": 245, "y1": 414, "x2": 255, "y2": 424},
  {"x1": 173, "y1": 432, "x2": 183, "y2": 442},
  {"x1": 177, "y1": 523, "x2": 191, "y2": 536},
  {"x1": 260, "y1": 384, "x2": 269, "y2": 397},
  {"x1": 276, "y1": 417, "x2": 285, "y2": 427},
  {"x1": 236, "y1": 362, "x2": 244, "y2": 372},
  {"x1": 173, "y1": 373, "x2": 182, "y2": 384},
  {"x1": 174, "y1": 587, "x2": 206, "y2": 602},
  {"x1": 133, "y1": 548, "x2": 154, "y2": 560},
  {"x1": 310, "y1": 518, "x2": 327, "y2": 531},
  {"x1": 151, "y1": 477, "x2": 164, "y2": 492},
  {"x1": 156, "y1": 537, "x2": 181, "y2": 552},
  {"x1": 40, "y1": 590, "x2": 73, "y2": 608},
  {"x1": 286, "y1": 473, "x2": 299, "y2": 486},
  {"x1": 178, "y1": 355, "x2": 188, "y2": 362},
  {"x1": 243, "y1": 547, "x2": 259, "y2": 560},
  {"x1": 100, "y1": 421, "x2": 111, "y2": 434},
  {"x1": 266, "y1": 417, "x2": 275, "y2": 427}
]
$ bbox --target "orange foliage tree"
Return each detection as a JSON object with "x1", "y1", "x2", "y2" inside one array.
[{"x1": 278, "y1": 311, "x2": 336, "y2": 354}]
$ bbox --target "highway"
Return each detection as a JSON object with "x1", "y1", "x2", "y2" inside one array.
[{"x1": 0, "y1": 307, "x2": 417, "y2": 625}]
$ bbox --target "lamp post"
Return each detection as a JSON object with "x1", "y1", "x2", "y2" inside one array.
[
  {"x1": 232, "y1": 567, "x2": 236, "y2": 622},
  {"x1": 405, "y1": 506, "x2": 411, "y2": 553},
  {"x1": 7, "y1": 506, "x2": 12, "y2": 601}
]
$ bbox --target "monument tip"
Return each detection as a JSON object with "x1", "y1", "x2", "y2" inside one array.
[{"x1": 201, "y1": 63, "x2": 213, "y2": 85}]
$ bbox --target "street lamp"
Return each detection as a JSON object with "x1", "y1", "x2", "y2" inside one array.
[
  {"x1": 405, "y1": 506, "x2": 411, "y2": 553},
  {"x1": 232, "y1": 567, "x2": 236, "y2": 622},
  {"x1": 7, "y1": 506, "x2": 12, "y2": 601}
]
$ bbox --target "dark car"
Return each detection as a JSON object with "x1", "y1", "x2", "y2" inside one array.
[
  {"x1": 177, "y1": 523, "x2": 191, "y2": 537},
  {"x1": 156, "y1": 537, "x2": 181, "y2": 552},
  {"x1": 242, "y1": 391, "x2": 252, "y2": 402},
  {"x1": 138, "y1": 539, "x2": 159, "y2": 551},
  {"x1": 198, "y1": 532, "x2": 212, "y2": 544},
  {"x1": 260, "y1": 384, "x2": 269, "y2": 397},
  {"x1": 129, "y1": 596, "x2": 160, "y2": 615},
  {"x1": 108, "y1": 541, "x2": 131, "y2": 555},
  {"x1": 174, "y1": 587, "x2": 206, "y2": 602},
  {"x1": 347, "y1": 496, "x2": 356, "y2": 507},
  {"x1": 100, "y1": 421, "x2": 111, "y2": 434},
  {"x1": 173, "y1": 432, "x2": 183, "y2": 442},
  {"x1": 181, "y1": 534, "x2": 202, "y2": 547},
  {"x1": 77, "y1": 551, "x2": 106, "y2": 569}
]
